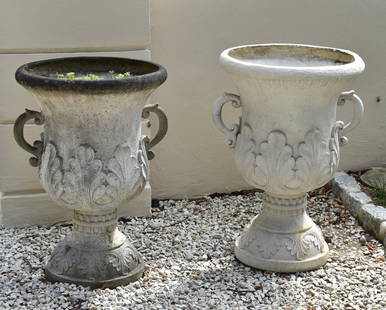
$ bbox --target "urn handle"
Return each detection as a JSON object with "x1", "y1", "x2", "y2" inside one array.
[
  {"x1": 337, "y1": 90, "x2": 364, "y2": 145},
  {"x1": 142, "y1": 103, "x2": 168, "y2": 160},
  {"x1": 13, "y1": 109, "x2": 45, "y2": 167},
  {"x1": 212, "y1": 92, "x2": 242, "y2": 148}
]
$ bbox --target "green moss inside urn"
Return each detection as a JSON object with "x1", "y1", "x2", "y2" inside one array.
[{"x1": 55, "y1": 71, "x2": 131, "y2": 80}]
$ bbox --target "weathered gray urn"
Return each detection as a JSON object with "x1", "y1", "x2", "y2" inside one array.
[
  {"x1": 213, "y1": 44, "x2": 365, "y2": 272},
  {"x1": 14, "y1": 57, "x2": 168, "y2": 288}
]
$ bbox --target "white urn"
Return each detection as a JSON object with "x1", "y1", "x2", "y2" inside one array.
[
  {"x1": 14, "y1": 57, "x2": 168, "y2": 287},
  {"x1": 213, "y1": 44, "x2": 365, "y2": 272}
]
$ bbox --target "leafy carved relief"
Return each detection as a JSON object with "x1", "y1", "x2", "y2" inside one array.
[
  {"x1": 61, "y1": 146, "x2": 118, "y2": 206},
  {"x1": 235, "y1": 123, "x2": 341, "y2": 194},
  {"x1": 106, "y1": 242, "x2": 142, "y2": 275},
  {"x1": 47, "y1": 239, "x2": 142, "y2": 278},
  {"x1": 39, "y1": 140, "x2": 148, "y2": 209},
  {"x1": 238, "y1": 227, "x2": 324, "y2": 260}
]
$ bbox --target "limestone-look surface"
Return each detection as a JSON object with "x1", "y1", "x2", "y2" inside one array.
[
  {"x1": 359, "y1": 204, "x2": 386, "y2": 239},
  {"x1": 213, "y1": 44, "x2": 365, "y2": 272},
  {"x1": 13, "y1": 56, "x2": 168, "y2": 287},
  {"x1": 343, "y1": 191, "x2": 372, "y2": 217},
  {"x1": 331, "y1": 172, "x2": 362, "y2": 195},
  {"x1": 331, "y1": 171, "x2": 386, "y2": 252}
]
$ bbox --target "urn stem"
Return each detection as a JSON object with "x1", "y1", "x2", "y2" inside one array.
[
  {"x1": 72, "y1": 209, "x2": 118, "y2": 234},
  {"x1": 45, "y1": 207, "x2": 144, "y2": 288},
  {"x1": 262, "y1": 193, "x2": 307, "y2": 215}
]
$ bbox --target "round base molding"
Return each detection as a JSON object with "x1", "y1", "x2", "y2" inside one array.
[
  {"x1": 45, "y1": 261, "x2": 144, "y2": 289},
  {"x1": 44, "y1": 229, "x2": 144, "y2": 289},
  {"x1": 235, "y1": 237, "x2": 329, "y2": 273},
  {"x1": 234, "y1": 193, "x2": 329, "y2": 273}
]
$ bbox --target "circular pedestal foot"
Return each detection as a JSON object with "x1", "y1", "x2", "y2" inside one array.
[
  {"x1": 235, "y1": 239, "x2": 328, "y2": 273},
  {"x1": 235, "y1": 224, "x2": 329, "y2": 273},
  {"x1": 234, "y1": 193, "x2": 329, "y2": 273},
  {"x1": 45, "y1": 230, "x2": 144, "y2": 289},
  {"x1": 45, "y1": 260, "x2": 144, "y2": 289}
]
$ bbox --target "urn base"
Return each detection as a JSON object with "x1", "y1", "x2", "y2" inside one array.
[
  {"x1": 45, "y1": 209, "x2": 144, "y2": 288},
  {"x1": 234, "y1": 193, "x2": 329, "y2": 273}
]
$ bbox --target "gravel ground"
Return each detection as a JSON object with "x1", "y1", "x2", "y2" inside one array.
[{"x1": 0, "y1": 189, "x2": 385, "y2": 310}]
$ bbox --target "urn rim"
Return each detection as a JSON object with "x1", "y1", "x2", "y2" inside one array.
[
  {"x1": 15, "y1": 56, "x2": 167, "y2": 93},
  {"x1": 220, "y1": 43, "x2": 365, "y2": 78}
]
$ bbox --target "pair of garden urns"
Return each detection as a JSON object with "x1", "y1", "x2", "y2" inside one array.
[{"x1": 13, "y1": 44, "x2": 365, "y2": 288}]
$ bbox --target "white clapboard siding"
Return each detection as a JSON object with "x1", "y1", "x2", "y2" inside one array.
[
  {"x1": 1, "y1": 184, "x2": 151, "y2": 227},
  {"x1": 0, "y1": 0, "x2": 149, "y2": 51}
]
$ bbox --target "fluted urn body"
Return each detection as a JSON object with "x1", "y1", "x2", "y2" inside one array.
[
  {"x1": 14, "y1": 57, "x2": 168, "y2": 287},
  {"x1": 213, "y1": 44, "x2": 365, "y2": 272}
]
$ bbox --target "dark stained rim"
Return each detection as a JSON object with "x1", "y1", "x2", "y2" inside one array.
[{"x1": 15, "y1": 56, "x2": 167, "y2": 93}]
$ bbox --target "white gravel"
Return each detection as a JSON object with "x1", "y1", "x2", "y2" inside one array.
[{"x1": 0, "y1": 190, "x2": 385, "y2": 310}]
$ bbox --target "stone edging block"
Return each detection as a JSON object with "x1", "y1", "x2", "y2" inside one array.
[{"x1": 330, "y1": 171, "x2": 386, "y2": 252}]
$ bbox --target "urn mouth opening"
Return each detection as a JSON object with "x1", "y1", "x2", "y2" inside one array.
[
  {"x1": 221, "y1": 44, "x2": 364, "y2": 78},
  {"x1": 15, "y1": 57, "x2": 167, "y2": 93}
]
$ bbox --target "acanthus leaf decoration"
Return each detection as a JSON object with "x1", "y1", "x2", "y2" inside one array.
[
  {"x1": 106, "y1": 242, "x2": 142, "y2": 275},
  {"x1": 235, "y1": 123, "x2": 257, "y2": 185},
  {"x1": 330, "y1": 121, "x2": 343, "y2": 169},
  {"x1": 295, "y1": 129, "x2": 334, "y2": 190},
  {"x1": 128, "y1": 137, "x2": 149, "y2": 199},
  {"x1": 256, "y1": 130, "x2": 297, "y2": 192},
  {"x1": 107, "y1": 139, "x2": 148, "y2": 201},
  {"x1": 40, "y1": 140, "x2": 149, "y2": 209},
  {"x1": 235, "y1": 123, "x2": 340, "y2": 194},
  {"x1": 239, "y1": 229, "x2": 324, "y2": 261},
  {"x1": 40, "y1": 143, "x2": 64, "y2": 199},
  {"x1": 47, "y1": 240, "x2": 78, "y2": 275},
  {"x1": 47, "y1": 240, "x2": 142, "y2": 278}
]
